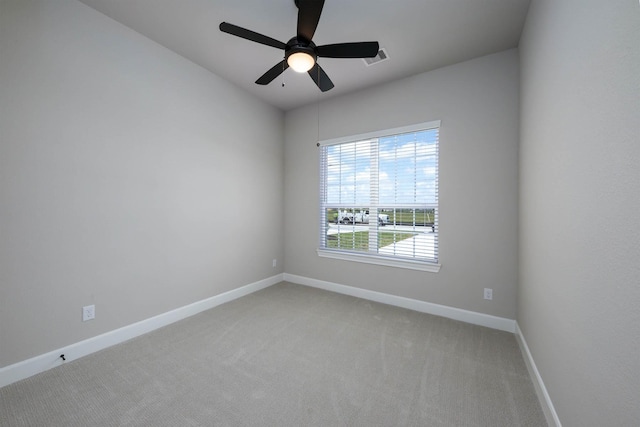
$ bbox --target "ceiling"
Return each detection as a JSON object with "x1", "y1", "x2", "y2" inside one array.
[{"x1": 77, "y1": 0, "x2": 530, "y2": 111}]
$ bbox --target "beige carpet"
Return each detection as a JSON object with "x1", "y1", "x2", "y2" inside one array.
[{"x1": 0, "y1": 282, "x2": 546, "y2": 426}]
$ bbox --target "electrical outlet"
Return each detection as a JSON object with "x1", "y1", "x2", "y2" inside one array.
[
  {"x1": 484, "y1": 288, "x2": 493, "y2": 300},
  {"x1": 82, "y1": 304, "x2": 95, "y2": 321},
  {"x1": 272, "y1": 259, "x2": 277, "y2": 268}
]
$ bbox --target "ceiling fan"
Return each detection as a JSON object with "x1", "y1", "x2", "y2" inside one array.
[{"x1": 219, "y1": 0, "x2": 379, "y2": 92}]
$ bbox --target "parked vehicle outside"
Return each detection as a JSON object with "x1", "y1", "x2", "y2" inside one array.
[{"x1": 336, "y1": 210, "x2": 389, "y2": 226}]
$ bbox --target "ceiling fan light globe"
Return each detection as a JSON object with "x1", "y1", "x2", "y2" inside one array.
[{"x1": 287, "y1": 52, "x2": 315, "y2": 73}]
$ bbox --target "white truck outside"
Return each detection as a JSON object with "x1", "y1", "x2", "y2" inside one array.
[{"x1": 336, "y1": 210, "x2": 389, "y2": 226}]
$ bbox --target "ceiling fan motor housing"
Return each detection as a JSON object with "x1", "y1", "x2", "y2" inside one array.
[{"x1": 285, "y1": 38, "x2": 317, "y2": 62}]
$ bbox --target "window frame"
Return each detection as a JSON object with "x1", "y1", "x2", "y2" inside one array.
[{"x1": 317, "y1": 121, "x2": 441, "y2": 273}]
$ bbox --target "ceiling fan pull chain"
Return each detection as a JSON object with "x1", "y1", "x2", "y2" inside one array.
[{"x1": 316, "y1": 62, "x2": 321, "y2": 142}]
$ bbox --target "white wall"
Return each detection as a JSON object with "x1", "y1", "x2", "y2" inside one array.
[
  {"x1": 0, "y1": 0, "x2": 284, "y2": 368},
  {"x1": 284, "y1": 50, "x2": 520, "y2": 319},
  {"x1": 518, "y1": 0, "x2": 640, "y2": 425}
]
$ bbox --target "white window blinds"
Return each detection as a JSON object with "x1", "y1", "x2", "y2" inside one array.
[{"x1": 319, "y1": 121, "x2": 439, "y2": 268}]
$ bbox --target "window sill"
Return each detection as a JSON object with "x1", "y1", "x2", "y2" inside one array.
[{"x1": 317, "y1": 249, "x2": 441, "y2": 273}]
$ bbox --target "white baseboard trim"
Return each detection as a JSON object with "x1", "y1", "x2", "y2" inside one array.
[
  {"x1": 283, "y1": 273, "x2": 516, "y2": 333},
  {"x1": 0, "y1": 273, "x2": 283, "y2": 388},
  {"x1": 515, "y1": 322, "x2": 562, "y2": 427}
]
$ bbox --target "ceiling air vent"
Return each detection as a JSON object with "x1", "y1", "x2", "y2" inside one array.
[{"x1": 363, "y1": 48, "x2": 389, "y2": 66}]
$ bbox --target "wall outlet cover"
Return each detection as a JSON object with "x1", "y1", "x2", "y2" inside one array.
[{"x1": 82, "y1": 305, "x2": 95, "y2": 321}]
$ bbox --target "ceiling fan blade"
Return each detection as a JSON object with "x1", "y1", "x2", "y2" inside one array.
[
  {"x1": 256, "y1": 60, "x2": 289, "y2": 85},
  {"x1": 296, "y1": 0, "x2": 325, "y2": 43},
  {"x1": 308, "y1": 63, "x2": 334, "y2": 92},
  {"x1": 219, "y1": 22, "x2": 286, "y2": 50},
  {"x1": 317, "y1": 42, "x2": 380, "y2": 58}
]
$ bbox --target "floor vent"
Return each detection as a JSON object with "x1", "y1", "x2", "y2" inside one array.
[{"x1": 363, "y1": 48, "x2": 389, "y2": 66}]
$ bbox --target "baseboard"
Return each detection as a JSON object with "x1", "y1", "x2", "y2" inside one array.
[
  {"x1": 1, "y1": 273, "x2": 517, "y2": 389},
  {"x1": 0, "y1": 273, "x2": 283, "y2": 388},
  {"x1": 515, "y1": 322, "x2": 562, "y2": 427},
  {"x1": 283, "y1": 273, "x2": 516, "y2": 333}
]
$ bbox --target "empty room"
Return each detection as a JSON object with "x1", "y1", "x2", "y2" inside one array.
[{"x1": 1, "y1": 0, "x2": 638, "y2": 426}]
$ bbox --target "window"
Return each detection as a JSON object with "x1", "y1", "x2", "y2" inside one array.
[{"x1": 318, "y1": 121, "x2": 440, "y2": 272}]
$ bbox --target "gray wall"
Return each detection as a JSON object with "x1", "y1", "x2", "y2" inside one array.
[
  {"x1": 518, "y1": 0, "x2": 640, "y2": 425},
  {"x1": 0, "y1": 0, "x2": 284, "y2": 368},
  {"x1": 284, "y1": 50, "x2": 520, "y2": 319}
]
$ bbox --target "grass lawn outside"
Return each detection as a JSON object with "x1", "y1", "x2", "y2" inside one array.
[{"x1": 327, "y1": 231, "x2": 416, "y2": 251}]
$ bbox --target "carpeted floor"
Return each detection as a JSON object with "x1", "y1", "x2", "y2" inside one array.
[{"x1": 0, "y1": 282, "x2": 547, "y2": 426}]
